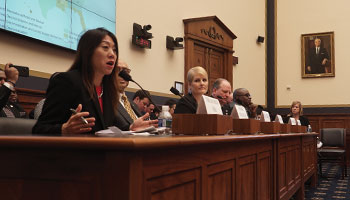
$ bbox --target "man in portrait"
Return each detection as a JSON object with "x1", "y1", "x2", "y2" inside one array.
[{"x1": 306, "y1": 38, "x2": 329, "y2": 74}]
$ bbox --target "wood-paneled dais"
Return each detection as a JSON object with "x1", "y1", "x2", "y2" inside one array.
[{"x1": 0, "y1": 133, "x2": 317, "y2": 200}]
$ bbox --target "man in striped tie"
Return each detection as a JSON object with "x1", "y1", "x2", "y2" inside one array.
[{"x1": 115, "y1": 60, "x2": 142, "y2": 130}]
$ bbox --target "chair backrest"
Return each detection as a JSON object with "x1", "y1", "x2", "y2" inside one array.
[
  {"x1": 320, "y1": 128, "x2": 346, "y2": 147},
  {"x1": 0, "y1": 118, "x2": 36, "y2": 135}
]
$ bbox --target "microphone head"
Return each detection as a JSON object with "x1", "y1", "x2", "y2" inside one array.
[
  {"x1": 118, "y1": 70, "x2": 133, "y2": 82},
  {"x1": 170, "y1": 87, "x2": 181, "y2": 96}
]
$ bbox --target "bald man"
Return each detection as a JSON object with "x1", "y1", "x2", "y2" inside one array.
[
  {"x1": 211, "y1": 78, "x2": 232, "y2": 115},
  {"x1": 232, "y1": 88, "x2": 257, "y2": 118}
]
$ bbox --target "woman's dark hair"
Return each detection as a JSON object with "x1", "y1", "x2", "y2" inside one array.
[
  {"x1": 164, "y1": 99, "x2": 177, "y2": 108},
  {"x1": 69, "y1": 28, "x2": 119, "y2": 113}
]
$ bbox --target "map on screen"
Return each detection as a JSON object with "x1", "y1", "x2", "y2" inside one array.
[{"x1": 0, "y1": 0, "x2": 116, "y2": 50}]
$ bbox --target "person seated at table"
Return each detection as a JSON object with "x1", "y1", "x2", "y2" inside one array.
[
  {"x1": 132, "y1": 89, "x2": 151, "y2": 115},
  {"x1": 0, "y1": 89, "x2": 27, "y2": 118},
  {"x1": 0, "y1": 64, "x2": 18, "y2": 111},
  {"x1": 283, "y1": 101, "x2": 310, "y2": 126},
  {"x1": 232, "y1": 88, "x2": 257, "y2": 118},
  {"x1": 32, "y1": 28, "x2": 157, "y2": 135},
  {"x1": 164, "y1": 99, "x2": 177, "y2": 116},
  {"x1": 174, "y1": 66, "x2": 208, "y2": 114},
  {"x1": 211, "y1": 78, "x2": 232, "y2": 115}
]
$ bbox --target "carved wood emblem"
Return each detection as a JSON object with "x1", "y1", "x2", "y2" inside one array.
[{"x1": 200, "y1": 26, "x2": 224, "y2": 41}]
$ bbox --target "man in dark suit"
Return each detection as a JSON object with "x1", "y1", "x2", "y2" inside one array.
[
  {"x1": 211, "y1": 78, "x2": 232, "y2": 115},
  {"x1": 115, "y1": 60, "x2": 142, "y2": 131},
  {"x1": 232, "y1": 88, "x2": 257, "y2": 119},
  {"x1": 306, "y1": 38, "x2": 329, "y2": 74},
  {"x1": 0, "y1": 90, "x2": 27, "y2": 118},
  {"x1": 0, "y1": 63, "x2": 19, "y2": 112},
  {"x1": 132, "y1": 89, "x2": 150, "y2": 115}
]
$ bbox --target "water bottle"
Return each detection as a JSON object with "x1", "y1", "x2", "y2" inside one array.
[
  {"x1": 307, "y1": 125, "x2": 312, "y2": 133},
  {"x1": 158, "y1": 105, "x2": 172, "y2": 128}
]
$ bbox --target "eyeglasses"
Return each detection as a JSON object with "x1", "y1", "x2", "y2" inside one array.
[{"x1": 237, "y1": 93, "x2": 251, "y2": 97}]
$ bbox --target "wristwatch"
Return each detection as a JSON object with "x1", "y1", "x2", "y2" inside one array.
[{"x1": 3, "y1": 82, "x2": 15, "y2": 91}]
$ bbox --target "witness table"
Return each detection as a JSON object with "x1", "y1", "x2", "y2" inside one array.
[{"x1": 0, "y1": 133, "x2": 317, "y2": 200}]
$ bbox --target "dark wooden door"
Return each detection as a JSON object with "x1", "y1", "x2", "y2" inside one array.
[
  {"x1": 192, "y1": 43, "x2": 225, "y2": 94},
  {"x1": 183, "y1": 16, "x2": 236, "y2": 95},
  {"x1": 208, "y1": 48, "x2": 225, "y2": 94}
]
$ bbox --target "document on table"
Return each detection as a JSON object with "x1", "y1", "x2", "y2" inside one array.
[{"x1": 95, "y1": 126, "x2": 157, "y2": 137}]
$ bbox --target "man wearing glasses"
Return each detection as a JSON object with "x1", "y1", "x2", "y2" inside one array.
[
  {"x1": 232, "y1": 88, "x2": 257, "y2": 118},
  {"x1": 0, "y1": 63, "x2": 18, "y2": 112}
]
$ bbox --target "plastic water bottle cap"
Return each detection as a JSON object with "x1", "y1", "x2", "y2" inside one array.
[{"x1": 162, "y1": 105, "x2": 169, "y2": 111}]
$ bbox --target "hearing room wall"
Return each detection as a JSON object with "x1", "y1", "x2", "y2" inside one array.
[
  {"x1": 0, "y1": 0, "x2": 266, "y2": 105},
  {"x1": 277, "y1": 0, "x2": 350, "y2": 107}
]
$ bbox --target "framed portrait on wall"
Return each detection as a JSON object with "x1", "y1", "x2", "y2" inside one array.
[
  {"x1": 175, "y1": 81, "x2": 183, "y2": 95},
  {"x1": 301, "y1": 32, "x2": 335, "y2": 78}
]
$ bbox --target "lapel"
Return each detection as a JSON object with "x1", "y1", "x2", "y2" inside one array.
[
  {"x1": 130, "y1": 101, "x2": 142, "y2": 117},
  {"x1": 103, "y1": 93, "x2": 115, "y2": 128},
  {"x1": 117, "y1": 103, "x2": 134, "y2": 124}
]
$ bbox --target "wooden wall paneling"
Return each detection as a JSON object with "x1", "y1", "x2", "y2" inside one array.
[
  {"x1": 147, "y1": 169, "x2": 201, "y2": 200},
  {"x1": 0, "y1": 149, "x2": 104, "y2": 200},
  {"x1": 302, "y1": 136, "x2": 317, "y2": 186},
  {"x1": 184, "y1": 37, "x2": 194, "y2": 94},
  {"x1": 207, "y1": 159, "x2": 235, "y2": 200},
  {"x1": 143, "y1": 148, "x2": 202, "y2": 200},
  {"x1": 308, "y1": 118, "x2": 320, "y2": 133},
  {"x1": 322, "y1": 119, "x2": 346, "y2": 128},
  {"x1": 257, "y1": 150, "x2": 273, "y2": 200},
  {"x1": 225, "y1": 50, "x2": 234, "y2": 84},
  {"x1": 277, "y1": 137, "x2": 302, "y2": 200},
  {"x1": 16, "y1": 88, "x2": 45, "y2": 114},
  {"x1": 237, "y1": 154, "x2": 256, "y2": 200}
]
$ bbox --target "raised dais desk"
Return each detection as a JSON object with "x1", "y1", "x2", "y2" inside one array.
[{"x1": 0, "y1": 133, "x2": 317, "y2": 200}]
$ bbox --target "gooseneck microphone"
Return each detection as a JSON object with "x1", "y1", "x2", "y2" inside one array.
[
  {"x1": 170, "y1": 87, "x2": 197, "y2": 112},
  {"x1": 170, "y1": 87, "x2": 181, "y2": 96},
  {"x1": 119, "y1": 70, "x2": 161, "y2": 112}
]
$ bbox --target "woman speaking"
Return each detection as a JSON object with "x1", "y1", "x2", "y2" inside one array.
[{"x1": 33, "y1": 28, "x2": 156, "y2": 135}]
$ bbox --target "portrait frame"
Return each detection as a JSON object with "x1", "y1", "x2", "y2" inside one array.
[
  {"x1": 174, "y1": 81, "x2": 183, "y2": 95},
  {"x1": 301, "y1": 32, "x2": 335, "y2": 78}
]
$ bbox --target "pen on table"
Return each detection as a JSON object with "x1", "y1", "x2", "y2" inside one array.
[{"x1": 70, "y1": 108, "x2": 89, "y2": 125}]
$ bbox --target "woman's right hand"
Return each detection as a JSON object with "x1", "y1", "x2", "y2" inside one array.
[{"x1": 61, "y1": 104, "x2": 95, "y2": 135}]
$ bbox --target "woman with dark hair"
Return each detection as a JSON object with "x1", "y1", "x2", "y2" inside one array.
[
  {"x1": 283, "y1": 101, "x2": 310, "y2": 126},
  {"x1": 33, "y1": 28, "x2": 155, "y2": 135}
]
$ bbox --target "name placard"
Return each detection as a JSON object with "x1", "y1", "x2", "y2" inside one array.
[
  {"x1": 274, "y1": 114, "x2": 284, "y2": 124},
  {"x1": 231, "y1": 104, "x2": 249, "y2": 119},
  {"x1": 196, "y1": 95, "x2": 223, "y2": 115},
  {"x1": 297, "y1": 120, "x2": 301, "y2": 126},
  {"x1": 288, "y1": 117, "x2": 297, "y2": 125},
  {"x1": 260, "y1": 111, "x2": 271, "y2": 122}
]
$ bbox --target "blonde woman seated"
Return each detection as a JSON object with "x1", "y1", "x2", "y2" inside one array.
[
  {"x1": 284, "y1": 101, "x2": 310, "y2": 126},
  {"x1": 174, "y1": 66, "x2": 208, "y2": 114}
]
